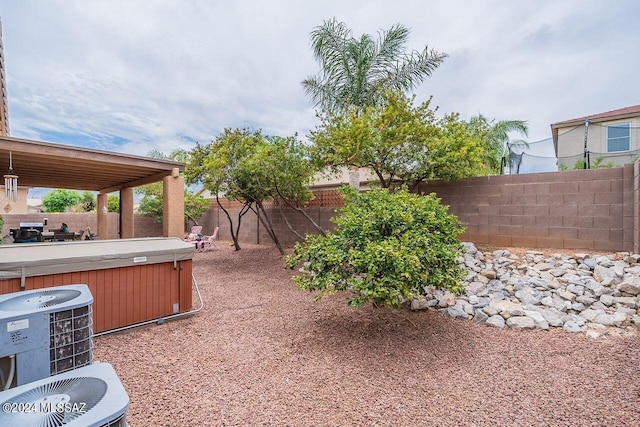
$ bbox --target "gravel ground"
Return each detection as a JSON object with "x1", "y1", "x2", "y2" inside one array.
[{"x1": 94, "y1": 242, "x2": 640, "y2": 427}]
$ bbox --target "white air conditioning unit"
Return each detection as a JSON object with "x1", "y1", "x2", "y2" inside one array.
[
  {"x1": 0, "y1": 284, "x2": 93, "y2": 388},
  {"x1": 0, "y1": 362, "x2": 129, "y2": 427}
]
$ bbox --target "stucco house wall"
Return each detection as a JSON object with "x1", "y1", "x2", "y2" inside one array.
[
  {"x1": 553, "y1": 105, "x2": 640, "y2": 169},
  {"x1": 0, "y1": 187, "x2": 29, "y2": 214}
]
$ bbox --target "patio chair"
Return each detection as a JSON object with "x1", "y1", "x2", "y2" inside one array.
[
  {"x1": 74, "y1": 229, "x2": 85, "y2": 240},
  {"x1": 84, "y1": 227, "x2": 97, "y2": 240},
  {"x1": 200, "y1": 226, "x2": 219, "y2": 252}
]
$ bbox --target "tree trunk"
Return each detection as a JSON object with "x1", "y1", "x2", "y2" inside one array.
[
  {"x1": 255, "y1": 200, "x2": 285, "y2": 256},
  {"x1": 216, "y1": 195, "x2": 241, "y2": 251},
  {"x1": 278, "y1": 206, "x2": 305, "y2": 240},
  {"x1": 273, "y1": 183, "x2": 326, "y2": 236}
]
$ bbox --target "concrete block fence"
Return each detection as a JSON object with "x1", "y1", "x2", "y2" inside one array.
[
  {"x1": 416, "y1": 164, "x2": 638, "y2": 253},
  {"x1": 204, "y1": 163, "x2": 640, "y2": 253}
]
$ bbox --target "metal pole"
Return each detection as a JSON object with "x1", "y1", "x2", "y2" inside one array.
[
  {"x1": 504, "y1": 142, "x2": 511, "y2": 175},
  {"x1": 583, "y1": 118, "x2": 589, "y2": 169}
]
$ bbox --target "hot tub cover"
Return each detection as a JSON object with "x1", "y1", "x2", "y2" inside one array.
[{"x1": 0, "y1": 237, "x2": 195, "y2": 279}]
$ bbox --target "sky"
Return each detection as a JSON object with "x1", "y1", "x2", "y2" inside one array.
[{"x1": 1, "y1": 0, "x2": 639, "y2": 166}]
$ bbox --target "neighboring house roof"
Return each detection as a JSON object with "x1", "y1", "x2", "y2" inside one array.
[
  {"x1": 550, "y1": 104, "x2": 640, "y2": 156},
  {"x1": 551, "y1": 104, "x2": 640, "y2": 129}
]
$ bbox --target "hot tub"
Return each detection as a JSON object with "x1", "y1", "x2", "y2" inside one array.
[{"x1": 0, "y1": 238, "x2": 195, "y2": 333}]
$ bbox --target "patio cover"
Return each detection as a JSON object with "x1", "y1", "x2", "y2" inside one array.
[
  {"x1": 0, "y1": 135, "x2": 187, "y2": 239},
  {"x1": 0, "y1": 135, "x2": 184, "y2": 192},
  {"x1": 0, "y1": 136, "x2": 184, "y2": 193}
]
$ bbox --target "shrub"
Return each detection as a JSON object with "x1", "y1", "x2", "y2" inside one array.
[
  {"x1": 559, "y1": 156, "x2": 616, "y2": 170},
  {"x1": 285, "y1": 186, "x2": 465, "y2": 307},
  {"x1": 42, "y1": 189, "x2": 82, "y2": 212},
  {"x1": 108, "y1": 194, "x2": 120, "y2": 213},
  {"x1": 77, "y1": 190, "x2": 96, "y2": 212}
]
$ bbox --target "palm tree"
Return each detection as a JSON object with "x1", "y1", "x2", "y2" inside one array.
[
  {"x1": 302, "y1": 18, "x2": 447, "y2": 113},
  {"x1": 468, "y1": 115, "x2": 529, "y2": 174}
]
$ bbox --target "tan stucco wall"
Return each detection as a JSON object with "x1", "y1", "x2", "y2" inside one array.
[
  {"x1": 557, "y1": 117, "x2": 640, "y2": 168},
  {"x1": 0, "y1": 187, "x2": 29, "y2": 214},
  {"x1": 311, "y1": 166, "x2": 379, "y2": 190}
]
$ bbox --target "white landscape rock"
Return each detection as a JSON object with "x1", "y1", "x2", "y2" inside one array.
[
  {"x1": 489, "y1": 300, "x2": 524, "y2": 318},
  {"x1": 523, "y1": 310, "x2": 549, "y2": 330},
  {"x1": 485, "y1": 315, "x2": 506, "y2": 329},
  {"x1": 618, "y1": 277, "x2": 640, "y2": 295},
  {"x1": 506, "y1": 316, "x2": 536, "y2": 330},
  {"x1": 411, "y1": 243, "x2": 640, "y2": 337}
]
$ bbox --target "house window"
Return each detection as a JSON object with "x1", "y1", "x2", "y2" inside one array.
[{"x1": 607, "y1": 122, "x2": 630, "y2": 152}]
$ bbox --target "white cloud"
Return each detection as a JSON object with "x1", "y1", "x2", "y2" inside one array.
[{"x1": 2, "y1": 0, "x2": 639, "y2": 161}]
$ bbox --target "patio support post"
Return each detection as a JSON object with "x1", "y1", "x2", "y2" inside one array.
[
  {"x1": 97, "y1": 192, "x2": 108, "y2": 239},
  {"x1": 163, "y1": 168, "x2": 184, "y2": 238},
  {"x1": 120, "y1": 187, "x2": 134, "y2": 238}
]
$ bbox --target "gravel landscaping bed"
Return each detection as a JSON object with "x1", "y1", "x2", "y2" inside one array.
[{"x1": 94, "y1": 242, "x2": 640, "y2": 426}]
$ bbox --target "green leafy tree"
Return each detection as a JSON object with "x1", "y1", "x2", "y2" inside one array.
[
  {"x1": 255, "y1": 135, "x2": 325, "y2": 238},
  {"x1": 186, "y1": 129, "x2": 269, "y2": 251},
  {"x1": 310, "y1": 90, "x2": 486, "y2": 189},
  {"x1": 107, "y1": 194, "x2": 120, "y2": 213},
  {"x1": 136, "y1": 149, "x2": 177, "y2": 221},
  {"x1": 302, "y1": 19, "x2": 446, "y2": 113},
  {"x1": 42, "y1": 189, "x2": 82, "y2": 212},
  {"x1": 468, "y1": 115, "x2": 529, "y2": 174},
  {"x1": 185, "y1": 190, "x2": 210, "y2": 224},
  {"x1": 286, "y1": 186, "x2": 465, "y2": 307},
  {"x1": 137, "y1": 182, "x2": 162, "y2": 221},
  {"x1": 186, "y1": 129, "x2": 319, "y2": 254},
  {"x1": 76, "y1": 191, "x2": 96, "y2": 212},
  {"x1": 138, "y1": 185, "x2": 163, "y2": 223},
  {"x1": 137, "y1": 182, "x2": 209, "y2": 224}
]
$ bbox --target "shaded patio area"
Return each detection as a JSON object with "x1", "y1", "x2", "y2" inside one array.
[{"x1": 0, "y1": 135, "x2": 185, "y2": 239}]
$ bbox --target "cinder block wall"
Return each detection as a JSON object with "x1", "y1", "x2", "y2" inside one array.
[
  {"x1": 181, "y1": 163, "x2": 640, "y2": 253},
  {"x1": 416, "y1": 165, "x2": 635, "y2": 252},
  {"x1": 198, "y1": 190, "x2": 342, "y2": 247},
  {"x1": 1, "y1": 213, "x2": 162, "y2": 240}
]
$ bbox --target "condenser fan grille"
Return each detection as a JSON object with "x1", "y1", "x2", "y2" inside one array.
[
  {"x1": 0, "y1": 377, "x2": 106, "y2": 427},
  {"x1": 0, "y1": 289, "x2": 82, "y2": 311},
  {"x1": 49, "y1": 305, "x2": 94, "y2": 376}
]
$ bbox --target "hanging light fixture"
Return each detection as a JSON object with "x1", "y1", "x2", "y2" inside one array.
[{"x1": 4, "y1": 151, "x2": 18, "y2": 202}]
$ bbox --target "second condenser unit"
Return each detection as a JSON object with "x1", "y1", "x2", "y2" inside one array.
[{"x1": 0, "y1": 284, "x2": 93, "y2": 389}]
